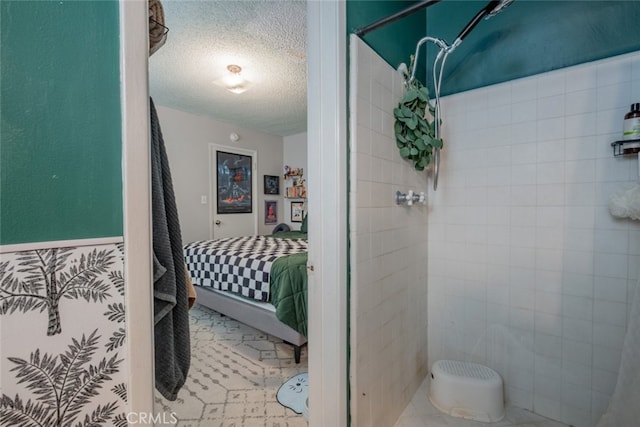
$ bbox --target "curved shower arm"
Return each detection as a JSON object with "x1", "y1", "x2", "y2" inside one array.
[{"x1": 408, "y1": 36, "x2": 451, "y2": 84}]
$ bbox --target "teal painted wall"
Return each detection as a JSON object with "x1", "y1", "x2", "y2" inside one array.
[
  {"x1": 427, "y1": 0, "x2": 640, "y2": 95},
  {"x1": 1, "y1": 1, "x2": 122, "y2": 245},
  {"x1": 347, "y1": 1, "x2": 428, "y2": 81},
  {"x1": 348, "y1": 1, "x2": 640, "y2": 96}
]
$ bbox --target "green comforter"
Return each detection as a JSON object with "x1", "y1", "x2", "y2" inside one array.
[{"x1": 269, "y1": 232, "x2": 308, "y2": 337}]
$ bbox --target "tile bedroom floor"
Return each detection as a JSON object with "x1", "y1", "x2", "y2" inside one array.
[{"x1": 394, "y1": 378, "x2": 569, "y2": 427}]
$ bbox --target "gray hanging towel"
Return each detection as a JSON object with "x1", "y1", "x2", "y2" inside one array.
[{"x1": 150, "y1": 97, "x2": 190, "y2": 400}]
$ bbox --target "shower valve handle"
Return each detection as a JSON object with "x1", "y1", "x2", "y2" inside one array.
[{"x1": 395, "y1": 190, "x2": 426, "y2": 206}]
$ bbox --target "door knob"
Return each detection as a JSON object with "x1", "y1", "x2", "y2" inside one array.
[{"x1": 215, "y1": 220, "x2": 221, "y2": 225}]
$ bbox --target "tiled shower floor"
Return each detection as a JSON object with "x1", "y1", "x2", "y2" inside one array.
[{"x1": 394, "y1": 377, "x2": 569, "y2": 427}]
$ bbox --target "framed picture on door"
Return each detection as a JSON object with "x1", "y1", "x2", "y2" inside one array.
[{"x1": 216, "y1": 151, "x2": 252, "y2": 214}]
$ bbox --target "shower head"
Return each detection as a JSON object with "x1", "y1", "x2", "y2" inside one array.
[
  {"x1": 486, "y1": 0, "x2": 515, "y2": 18},
  {"x1": 451, "y1": 0, "x2": 515, "y2": 50}
]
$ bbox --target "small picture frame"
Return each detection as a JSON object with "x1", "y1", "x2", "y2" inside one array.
[
  {"x1": 264, "y1": 175, "x2": 280, "y2": 195},
  {"x1": 291, "y1": 201, "x2": 305, "y2": 223},
  {"x1": 265, "y1": 200, "x2": 278, "y2": 224}
]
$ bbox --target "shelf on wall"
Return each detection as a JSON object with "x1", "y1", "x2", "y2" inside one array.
[
  {"x1": 284, "y1": 166, "x2": 306, "y2": 199},
  {"x1": 611, "y1": 138, "x2": 640, "y2": 157},
  {"x1": 285, "y1": 187, "x2": 307, "y2": 199}
]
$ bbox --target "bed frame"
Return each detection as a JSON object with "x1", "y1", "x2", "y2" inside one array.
[{"x1": 195, "y1": 285, "x2": 307, "y2": 363}]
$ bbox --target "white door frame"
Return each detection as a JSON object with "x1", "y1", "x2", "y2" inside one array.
[
  {"x1": 120, "y1": 0, "x2": 349, "y2": 425},
  {"x1": 208, "y1": 144, "x2": 258, "y2": 240},
  {"x1": 307, "y1": 2, "x2": 348, "y2": 426},
  {"x1": 120, "y1": 0, "x2": 155, "y2": 417}
]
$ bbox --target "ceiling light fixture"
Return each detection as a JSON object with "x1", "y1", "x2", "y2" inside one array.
[{"x1": 214, "y1": 64, "x2": 251, "y2": 94}]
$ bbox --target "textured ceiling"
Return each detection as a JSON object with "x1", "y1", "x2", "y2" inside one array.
[{"x1": 149, "y1": 0, "x2": 307, "y2": 137}]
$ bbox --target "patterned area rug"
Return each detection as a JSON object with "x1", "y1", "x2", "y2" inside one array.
[{"x1": 155, "y1": 304, "x2": 308, "y2": 426}]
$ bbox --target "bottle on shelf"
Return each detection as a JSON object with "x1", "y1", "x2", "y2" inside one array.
[{"x1": 623, "y1": 102, "x2": 640, "y2": 138}]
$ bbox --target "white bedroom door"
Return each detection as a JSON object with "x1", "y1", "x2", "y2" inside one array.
[{"x1": 209, "y1": 144, "x2": 258, "y2": 239}]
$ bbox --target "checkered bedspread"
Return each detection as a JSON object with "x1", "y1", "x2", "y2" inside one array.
[{"x1": 184, "y1": 235, "x2": 308, "y2": 302}]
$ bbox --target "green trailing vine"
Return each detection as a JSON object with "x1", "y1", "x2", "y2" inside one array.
[{"x1": 393, "y1": 75, "x2": 443, "y2": 171}]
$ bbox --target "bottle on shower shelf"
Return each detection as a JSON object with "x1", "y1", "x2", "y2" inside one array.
[{"x1": 623, "y1": 103, "x2": 640, "y2": 155}]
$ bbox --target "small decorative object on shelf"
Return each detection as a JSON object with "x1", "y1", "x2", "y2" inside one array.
[
  {"x1": 283, "y1": 165, "x2": 307, "y2": 199},
  {"x1": 611, "y1": 138, "x2": 640, "y2": 156}
]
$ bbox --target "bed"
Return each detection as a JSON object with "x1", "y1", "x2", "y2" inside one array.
[{"x1": 183, "y1": 230, "x2": 308, "y2": 363}]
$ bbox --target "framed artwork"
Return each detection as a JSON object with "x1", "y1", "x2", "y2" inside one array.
[
  {"x1": 264, "y1": 200, "x2": 278, "y2": 224},
  {"x1": 264, "y1": 175, "x2": 280, "y2": 195},
  {"x1": 291, "y1": 201, "x2": 305, "y2": 223},
  {"x1": 216, "y1": 151, "x2": 252, "y2": 214}
]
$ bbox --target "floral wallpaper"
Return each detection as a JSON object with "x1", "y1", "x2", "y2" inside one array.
[{"x1": 0, "y1": 243, "x2": 128, "y2": 427}]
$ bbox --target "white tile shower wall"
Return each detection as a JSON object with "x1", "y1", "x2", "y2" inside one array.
[
  {"x1": 349, "y1": 36, "x2": 429, "y2": 427},
  {"x1": 428, "y1": 51, "x2": 640, "y2": 427}
]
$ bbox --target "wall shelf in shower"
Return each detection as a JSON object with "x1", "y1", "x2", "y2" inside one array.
[
  {"x1": 611, "y1": 138, "x2": 640, "y2": 157},
  {"x1": 611, "y1": 138, "x2": 640, "y2": 179}
]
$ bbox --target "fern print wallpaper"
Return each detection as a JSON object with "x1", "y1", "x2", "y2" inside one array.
[{"x1": 0, "y1": 243, "x2": 128, "y2": 427}]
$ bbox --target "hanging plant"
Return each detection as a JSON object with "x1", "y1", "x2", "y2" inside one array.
[{"x1": 393, "y1": 75, "x2": 443, "y2": 171}]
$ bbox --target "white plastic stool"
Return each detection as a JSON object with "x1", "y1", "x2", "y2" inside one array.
[{"x1": 429, "y1": 359, "x2": 504, "y2": 422}]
